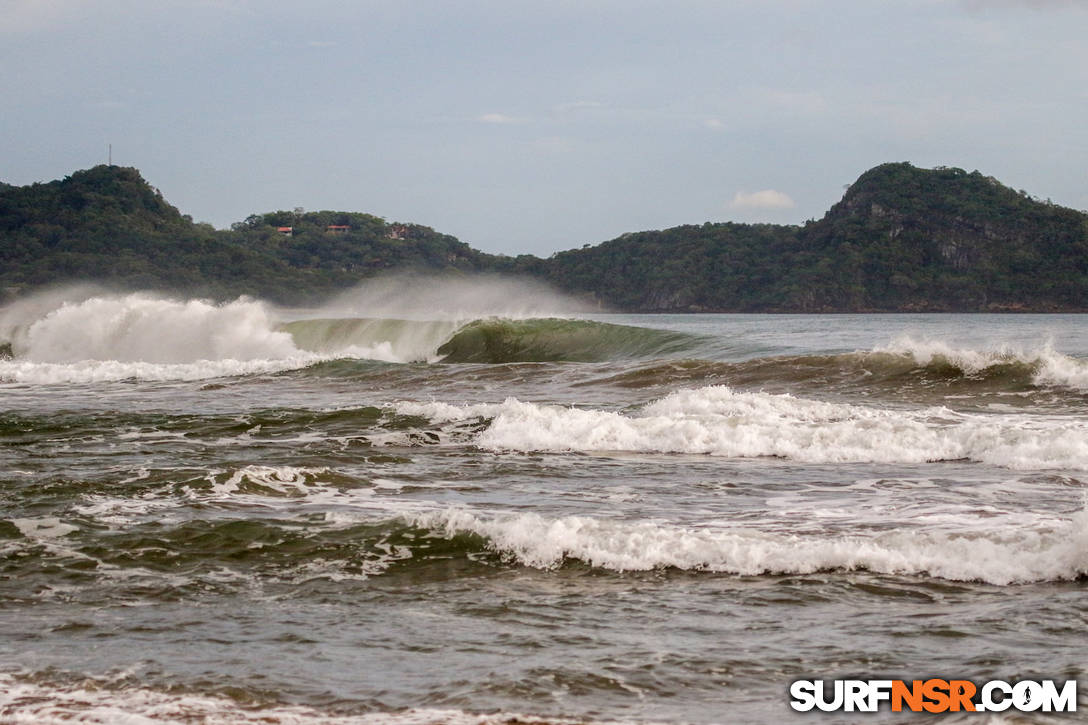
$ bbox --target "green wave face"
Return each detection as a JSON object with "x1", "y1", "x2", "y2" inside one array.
[
  {"x1": 280, "y1": 316, "x2": 701, "y2": 364},
  {"x1": 279, "y1": 317, "x2": 463, "y2": 362},
  {"x1": 435, "y1": 318, "x2": 699, "y2": 363}
]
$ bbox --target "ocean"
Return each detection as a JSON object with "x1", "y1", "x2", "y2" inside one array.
[{"x1": 1, "y1": 284, "x2": 1086, "y2": 724}]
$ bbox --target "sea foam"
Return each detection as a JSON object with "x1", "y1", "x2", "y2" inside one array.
[
  {"x1": 0, "y1": 289, "x2": 598, "y2": 382},
  {"x1": 397, "y1": 385, "x2": 1088, "y2": 471},
  {"x1": 413, "y1": 505, "x2": 1088, "y2": 585},
  {"x1": 0, "y1": 293, "x2": 322, "y2": 382},
  {"x1": 11, "y1": 293, "x2": 298, "y2": 363},
  {"x1": 877, "y1": 335, "x2": 1088, "y2": 390},
  {"x1": 0, "y1": 672, "x2": 617, "y2": 725}
]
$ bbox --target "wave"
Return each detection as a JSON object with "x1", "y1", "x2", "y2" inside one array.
[
  {"x1": 283, "y1": 316, "x2": 697, "y2": 364},
  {"x1": 434, "y1": 317, "x2": 696, "y2": 363},
  {"x1": 396, "y1": 385, "x2": 1088, "y2": 471},
  {"x1": 591, "y1": 338, "x2": 1088, "y2": 397},
  {"x1": 0, "y1": 357, "x2": 327, "y2": 384},
  {"x1": 878, "y1": 335, "x2": 1088, "y2": 391},
  {"x1": 3, "y1": 291, "x2": 1085, "y2": 392},
  {"x1": 412, "y1": 506, "x2": 1088, "y2": 585},
  {"x1": 0, "y1": 292, "x2": 319, "y2": 383},
  {"x1": 0, "y1": 291, "x2": 701, "y2": 382},
  {"x1": 3, "y1": 293, "x2": 299, "y2": 363},
  {"x1": 13, "y1": 497, "x2": 1088, "y2": 589},
  {"x1": 280, "y1": 317, "x2": 463, "y2": 362}
]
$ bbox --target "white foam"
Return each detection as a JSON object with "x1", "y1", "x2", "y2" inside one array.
[
  {"x1": 72, "y1": 494, "x2": 182, "y2": 527},
  {"x1": 877, "y1": 335, "x2": 1088, "y2": 389},
  {"x1": 1034, "y1": 347, "x2": 1088, "y2": 389},
  {"x1": 413, "y1": 505, "x2": 1088, "y2": 585},
  {"x1": 0, "y1": 288, "x2": 579, "y2": 382},
  {"x1": 11, "y1": 294, "x2": 298, "y2": 364},
  {"x1": 0, "y1": 292, "x2": 475, "y2": 383},
  {"x1": 207, "y1": 465, "x2": 332, "y2": 498},
  {"x1": 394, "y1": 400, "x2": 503, "y2": 423},
  {"x1": 0, "y1": 292, "x2": 333, "y2": 383},
  {"x1": 0, "y1": 356, "x2": 325, "y2": 384},
  {"x1": 0, "y1": 673, "x2": 627, "y2": 725},
  {"x1": 398, "y1": 386, "x2": 1088, "y2": 471},
  {"x1": 10, "y1": 517, "x2": 78, "y2": 539}
]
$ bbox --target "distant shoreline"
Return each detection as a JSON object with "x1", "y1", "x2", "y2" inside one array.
[{"x1": 2, "y1": 162, "x2": 1086, "y2": 313}]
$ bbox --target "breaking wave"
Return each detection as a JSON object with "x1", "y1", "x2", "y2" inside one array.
[
  {"x1": 11, "y1": 497, "x2": 1088, "y2": 590},
  {"x1": 0, "y1": 292, "x2": 319, "y2": 382},
  {"x1": 283, "y1": 316, "x2": 697, "y2": 364},
  {"x1": 2, "y1": 293, "x2": 298, "y2": 363},
  {"x1": 397, "y1": 385, "x2": 1088, "y2": 471},
  {"x1": 1, "y1": 291, "x2": 1085, "y2": 393},
  {"x1": 279, "y1": 317, "x2": 463, "y2": 362},
  {"x1": 0, "y1": 292, "x2": 700, "y2": 382},
  {"x1": 876, "y1": 335, "x2": 1088, "y2": 391},
  {"x1": 595, "y1": 339, "x2": 1088, "y2": 395},
  {"x1": 412, "y1": 506, "x2": 1088, "y2": 585},
  {"x1": 434, "y1": 317, "x2": 695, "y2": 363}
]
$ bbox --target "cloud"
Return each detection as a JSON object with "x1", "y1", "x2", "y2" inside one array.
[
  {"x1": 703, "y1": 118, "x2": 725, "y2": 130},
  {"x1": 478, "y1": 113, "x2": 520, "y2": 124},
  {"x1": 730, "y1": 190, "x2": 796, "y2": 210}
]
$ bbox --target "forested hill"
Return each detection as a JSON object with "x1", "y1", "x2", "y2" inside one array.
[
  {"x1": 0, "y1": 165, "x2": 499, "y2": 303},
  {"x1": 530, "y1": 163, "x2": 1088, "y2": 312},
  {"x1": 1, "y1": 162, "x2": 1086, "y2": 311},
  {"x1": 786, "y1": 163, "x2": 1088, "y2": 311},
  {"x1": 0, "y1": 165, "x2": 300, "y2": 298}
]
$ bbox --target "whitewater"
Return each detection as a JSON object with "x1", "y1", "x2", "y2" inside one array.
[{"x1": 2, "y1": 285, "x2": 1087, "y2": 723}]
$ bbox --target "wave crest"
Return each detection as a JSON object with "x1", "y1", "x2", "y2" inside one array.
[
  {"x1": 434, "y1": 318, "x2": 696, "y2": 363},
  {"x1": 0, "y1": 291, "x2": 702, "y2": 382},
  {"x1": 9, "y1": 293, "x2": 298, "y2": 363},
  {"x1": 397, "y1": 385, "x2": 1088, "y2": 470},
  {"x1": 877, "y1": 335, "x2": 1088, "y2": 390},
  {"x1": 413, "y1": 507, "x2": 1088, "y2": 585}
]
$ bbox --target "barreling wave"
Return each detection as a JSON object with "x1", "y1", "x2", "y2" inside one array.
[
  {"x1": 396, "y1": 385, "x2": 1088, "y2": 471},
  {"x1": 433, "y1": 318, "x2": 697, "y2": 363},
  {"x1": 279, "y1": 317, "x2": 462, "y2": 362},
  {"x1": 281, "y1": 316, "x2": 698, "y2": 364},
  {"x1": 0, "y1": 291, "x2": 703, "y2": 383},
  {"x1": 2, "y1": 291, "x2": 1084, "y2": 393}
]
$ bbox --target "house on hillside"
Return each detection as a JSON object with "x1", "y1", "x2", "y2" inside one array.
[
  {"x1": 387, "y1": 224, "x2": 409, "y2": 240},
  {"x1": 326, "y1": 225, "x2": 350, "y2": 234},
  {"x1": 276, "y1": 226, "x2": 293, "y2": 237}
]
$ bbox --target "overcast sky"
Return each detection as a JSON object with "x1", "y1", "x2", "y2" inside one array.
[{"x1": 2, "y1": 0, "x2": 1086, "y2": 255}]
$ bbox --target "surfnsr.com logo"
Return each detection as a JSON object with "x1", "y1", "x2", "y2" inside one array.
[{"x1": 790, "y1": 679, "x2": 1077, "y2": 713}]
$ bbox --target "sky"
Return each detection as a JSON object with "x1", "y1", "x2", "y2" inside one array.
[{"x1": 2, "y1": 0, "x2": 1086, "y2": 256}]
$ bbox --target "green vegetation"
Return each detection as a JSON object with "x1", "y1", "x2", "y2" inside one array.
[
  {"x1": 2, "y1": 162, "x2": 1086, "y2": 311},
  {"x1": 792, "y1": 163, "x2": 1088, "y2": 311},
  {"x1": 526, "y1": 163, "x2": 1088, "y2": 311},
  {"x1": 0, "y1": 166, "x2": 498, "y2": 304}
]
